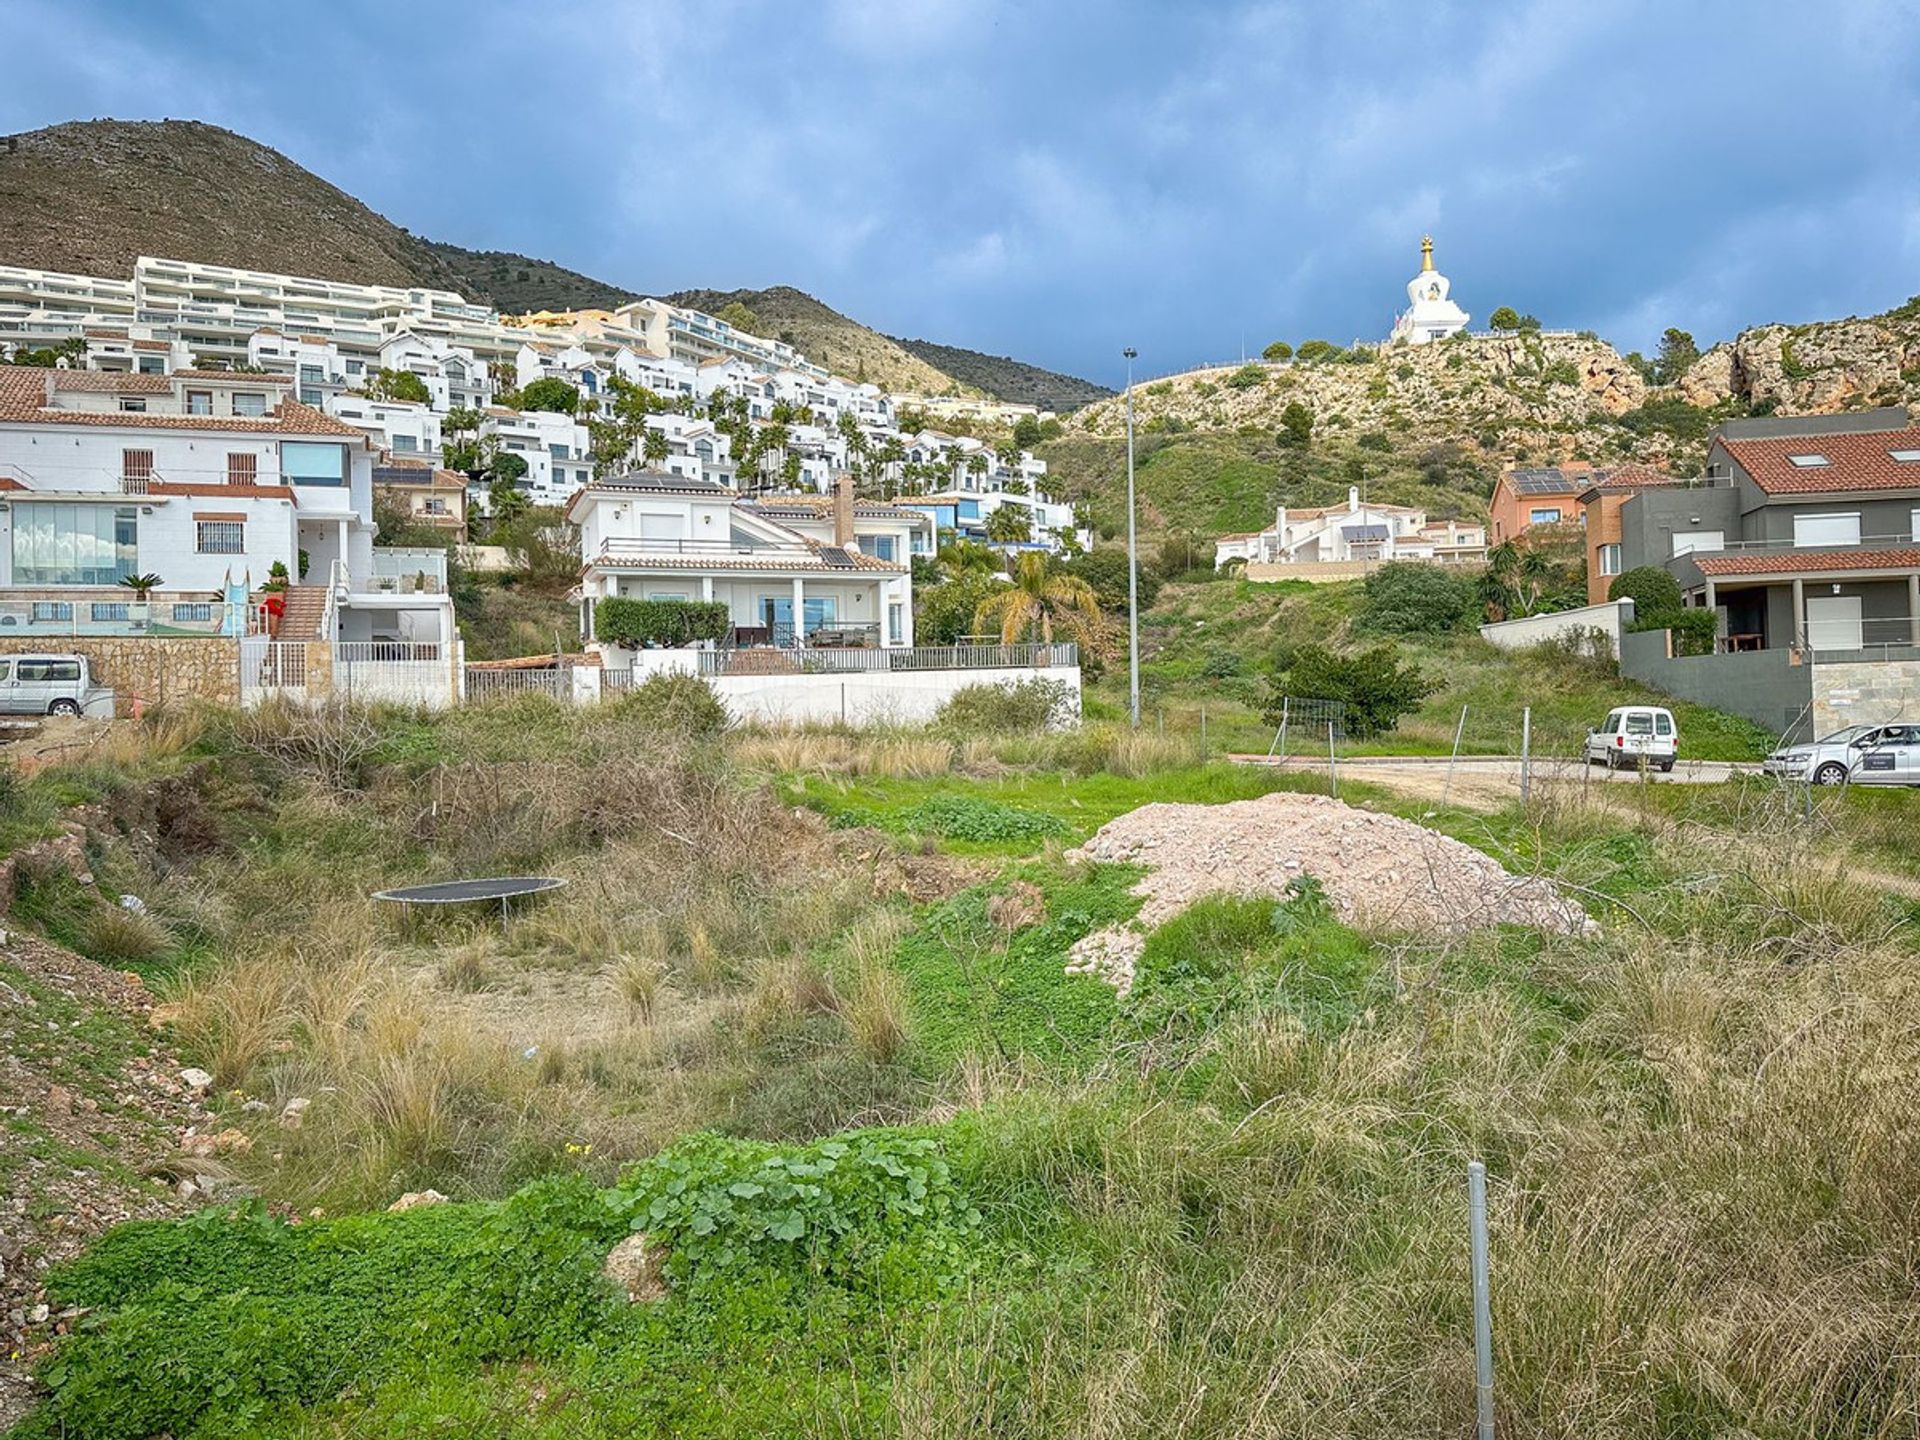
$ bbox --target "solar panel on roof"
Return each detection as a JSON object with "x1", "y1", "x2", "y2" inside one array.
[
  {"x1": 819, "y1": 546, "x2": 858, "y2": 569},
  {"x1": 1341, "y1": 523, "x2": 1390, "y2": 543},
  {"x1": 1509, "y1": 470, "x2": 1580, "y2": 494}
]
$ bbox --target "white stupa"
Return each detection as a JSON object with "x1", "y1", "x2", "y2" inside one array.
[{"x1": 1389, "y1": 235, "x2": 1470, "y2": 346}]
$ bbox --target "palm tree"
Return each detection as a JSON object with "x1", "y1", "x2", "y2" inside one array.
[
  {"x1": 937, "y1": 540, "x2": 1000, "y2": 578},
  {"x1": 974, "y1": 552, "x2": 1101, "y2": 645}
]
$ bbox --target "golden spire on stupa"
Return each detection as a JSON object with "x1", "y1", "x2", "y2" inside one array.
[{"x1": 1420, "y1": 234, "x2": 1435, "y2": 273}]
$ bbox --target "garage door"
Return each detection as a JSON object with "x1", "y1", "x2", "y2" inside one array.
[{"x1": 1805, "y1": 595, "x2": 1863, "y2": 649}]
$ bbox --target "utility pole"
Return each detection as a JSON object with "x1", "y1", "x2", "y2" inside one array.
[{"x1": 1124, "y1": 346, "x2": 1140, "y2": 728}]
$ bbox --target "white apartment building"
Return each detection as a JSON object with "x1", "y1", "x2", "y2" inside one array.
[
  {"x1": 641, "y1": 413, "x2": 734, "y2": 488},
  {"x1": 612, "y1": 347, "x2": 698, "y2": 401},
  {"x1": 891, "y1": 393, "x2": 1052, "y2": 426},
  {"x1": 325, "y1": 395, "x2": 442, "y2": 459},
  {"x1": 0, "y1": 363, "x2": 452, "y2": 647},
  {"x1": 80, "y1": 328, "x2": 190, "y2": 375},
  {"x1": 570, "y1": 471, "x2": 914, "y2": 655},
  {"x1": 482, "y1": 407, "x2": 594, "y2": 508},
  {"x1": 378, "y1": 332, "x2": 493, "y2": 413},
  {"x1": 246, "y1": 330, "x2": 355, "y2": 406},
  {"x1": 1214, "y1": 487, "x2": 1488, "y2": 568}
]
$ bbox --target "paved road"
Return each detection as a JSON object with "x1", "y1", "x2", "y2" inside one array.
[{"x1": 1229, "y1": 753, "x2": 1759, "y2": 785}]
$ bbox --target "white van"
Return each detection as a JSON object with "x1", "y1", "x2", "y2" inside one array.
[
  {"x1": 1585, "y1": 705, "x2": 1679, "y2": 772},
  {"x1": 0, "y1": 654, "x2": 95, "y2": 716}
]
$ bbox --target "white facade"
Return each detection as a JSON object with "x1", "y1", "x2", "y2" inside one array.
[
  {"x1": 570, "y1": 472, "x2": 915, "y2": 653},
  {"x1": 378, "y1": 332, "x2": 493, "y2": 413},
  {"x1": 0, "y1": 363, "x2": 451, "y2": 646},
  {"x1": 1389, "y1": 236, "x2": 1470, "y2": 347},
  {"x1": 325, "y1": 395, "x2": 442, "y2": 460},
  {"x1": 1215, "y1": 487, "x2": 1487, "y2": 568},
  {"x1": 483, "y1": 407, "x2": 594, "y2": 508}
]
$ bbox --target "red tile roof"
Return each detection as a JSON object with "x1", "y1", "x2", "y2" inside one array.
[
  {"x1": 1717, "y1": 426, "x2": 1920, "y2": 494},
  {"x1": 46, "y1": 370, "x2": 174, "y2": 393},
  {"x1": 1694, "y1": 547, "x2": 1920, "y2": 577},
  {"x1": 172, "y1": 368, "x2": 292, "y2": 383},
  {"x1": 83, "y1": 327, "x2": 131, "y2": 340},
  {"x1": 0, "y1": 365, "x2": 365, "y2": 438}
]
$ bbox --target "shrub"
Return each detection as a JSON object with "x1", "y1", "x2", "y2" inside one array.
[
  {"x1": 1278, "y1": 402, "x2": 1313, "y2": 449},
  {"x1": 1293, "y1": 339, "x2": 1337, "y2": 363},
  {"x1": 595, "y1": 598, "x2": 729, "y2": 648},
  {"x1": 1356, "y1": 430, "x2": 1392, "y2": 451},
  {"x1": 1666, "y1": 608, "x2": 1719, "y2": 656},
  {"x1": 1609, "y1": 566, "x2": 1683, "y2": 620},
  {"x1": 935, "y1": 678, "x2": 1076, "y2": 734},
  {"x1": 1199, "y1": 647, "x2": 1243, "y2": 679},
  {"x1": 916, "y1": 573, "x2": 1005, "y2": 645},
  {"x1": 898, "y1": 794, "x2": 1066, "y2": 844},
  {"x1": 1358, "y1": 562, "x2": 1475, "y2": 635},
  {"x1": 614, "y1": 671, "x2": 730, "y2": 735},
  {"x1": 1263, "y1": 643, "x2": 1436, "y2": 738},
  {"x1": 1062, "y1": 548, "x2": 1161, "y2": 615},
  {"x1": 1262, "y1": 341, "x2": 1292, "y2": 361},
  {"x1": 1542, "y1": 359, "x2": 1580, "y2": 386},
  {"x1": 1225, "y1": 364, "x2": 1266, "y2": 390}
]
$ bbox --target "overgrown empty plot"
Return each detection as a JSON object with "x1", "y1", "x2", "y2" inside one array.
[{"x1": 1065, "y1": 793, "x2": 1591, "y2": 991}]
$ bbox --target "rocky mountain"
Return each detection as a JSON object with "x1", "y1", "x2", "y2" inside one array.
[
  {"x1": 887, "y1": 334, "x2": 1111, "y2": 412},
  {"x1": 0, "y1": 118, "x2": 1099, "y2": 410}
]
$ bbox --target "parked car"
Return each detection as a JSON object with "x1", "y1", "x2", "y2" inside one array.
[
  {"x1": 0, "y1": 653, "x2": 97, "y2": 716},
  {"x1": 1762, "y1": 722, "x2": 1920, "y2": 786},
  {"x1": 1585, "y1": 705, "x2": 1679, "y2": 771}
]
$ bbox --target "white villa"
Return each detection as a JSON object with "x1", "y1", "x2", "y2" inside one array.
[
  {"x1": 1216, "y1": 487, "x2": 1486, "y2": 569},
  {"x1": 0, "y1": 363, "x2": 453, "y2": 650},
  {"x1": 1389, "y1": 236, "x2": 1470, "y2": 347},
  {"x1": 570, "y1": 472, "x2": 923, "y2": 655}
]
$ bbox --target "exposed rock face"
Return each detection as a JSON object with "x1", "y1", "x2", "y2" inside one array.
[{"x1": 1718, "y1": 321, "x2": 1920, "y2": 415}]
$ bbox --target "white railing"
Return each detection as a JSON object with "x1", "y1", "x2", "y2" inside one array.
[
  {"x1": 322, "y1": 559, "x2": 349, "y2": 641},
  {"x1": 239, "y1": 637, "x2": 310, "y2": 704},
  {"x1": 699, "y1": 641, "x2": 1077, "y2": 676},
  {"x1": 0, "y1": 596, "x2": 239, "y2": 637},
  {"x1": 335, "y1": 640, "x2": 458, "y2": 707},
  {"x1": 465, "y1": 666, "x2": 569, "y2": 700}
]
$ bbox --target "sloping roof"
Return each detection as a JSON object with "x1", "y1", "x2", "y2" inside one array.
[
  {"x1": 744, "y1": 495, "x2": 923, "y2": 521},
  {"x1": 0, "y1": 365, "x2": 364, "y2": 438},
  {"x1": 46, "y1": 370, "x2": 173, "y2": 394},
  {"x1": 1694, "y1": 547, "x2": 1920, "y2": 577},
  {"x1": 1716, "y1": 426, "x2": 1920, "y2": 495},
  {"x1": 584, "y1": 547, "x2": 901, "y2": 575},
  {"x1": 173, "y1": 368, "x2": 292, "y2": 384},
  {"x1": 589, "y1": 468, "x2": 732, "y2": 494}
]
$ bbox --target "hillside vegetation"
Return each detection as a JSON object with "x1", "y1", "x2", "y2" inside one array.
[
  {"x1": 0, "y1": 119, "x2": 1098, "y2": 407},
  {"x1": 2, "y1": 695, "x2": 1915, "y2": 1438},
  {"x1": 887, "y1": 333, "x2": 1111, "y2": 411}
]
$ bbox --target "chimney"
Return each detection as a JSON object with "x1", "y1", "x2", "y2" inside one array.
[
  {"x1": 1348, "y1": 485, "x2": 1360, "y2": 513},
  {"x1": 834, "y1": 471, "x2": 856, "y2": 547}
]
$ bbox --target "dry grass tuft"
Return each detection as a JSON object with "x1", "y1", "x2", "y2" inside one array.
[{"x1": 844, "y1": 961, "x2": 912, "y2": 1065}]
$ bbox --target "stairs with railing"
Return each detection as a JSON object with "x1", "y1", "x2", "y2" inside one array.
[{"x1": 275, "y1": 584, "x2": 330, "y2": 641}]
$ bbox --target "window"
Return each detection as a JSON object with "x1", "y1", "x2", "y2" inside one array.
[
  {"x1": 1654, "y1": 713, "x2": 1673, "y2": 736},
  {"x1": 1671, "y1": 530, "x2": 1723, "y2": 557},
  {"x1": 548, "y1": 443, "x2": 570, "y2": 459},
  {"x1": 1786, "y1": 453, "x2": 1830, "y2": 468},
  {"x1": 91, "y1": 602, "x2": 130, "y2": 623},
  {"x1": 392, "y1": 434, "x2": 418, "y2": 453},
  {"x1": 118, "y1": 397, "x2": 147, "y2": 412},
  {"x1": 858, "y1": 535, "x2": 897, "y2": 562},
  {"x1": 281, "y1": 441, "x2": 346, "y2": 486},
  {"x1": 1889, "y1": 449, "x2": 1920, "y2": 463},
  {"x1": 195, "y1": 519, "x2": 245, "y2": 554},
  {"x1": 18, "y1": 659, "x2": 80, "y2": 682},
  {"x1": 888, "y1": 602, "x2": 904, "y2": 645},
  {"x1": 299, "y1": 387, "x2": 321, "y2": 405},
  {"x1": 423, "y1": 499, "x2": 447, "y2": 516},
  {"x1": 122, "y1": 449, "x2": 155, "y2": 485},
  {"x1": 1913, "y1": 508, "x2": 1920, "y2": 541},
  {"x1": 345, "y1": 359, "x2": 363, "y2": 375},
  {"x1": 299, "y1": 364, "x2": 323, "y2": 384},
  {"x1": 233, "y1": 391, "x2": 267, "y2": 417},
  {"x1": 137, "y1": 356, "x2": 164, "y2": 374},
  {"x1": 12, "y1": 505, "x2": 137, "y2": 586},
  {"x1": 1793, "y1": 512, "x2": 1860, "y2": 548},
  {"x1": 1599, "y1": 542, "x2": 1622, "y2": 576},
  {"x1": 227, "y1": 452, "x2": 257, "y2": 486},
  {"x1": 1528, "y1": 507, "x2": 1563, "y2": 525},
  {"x1": 186, "y1": 390, "x2": 213, "y2": 415},
  {"x1": 29, "y1": 602, "x2": 74, "y2": 623},
  {"x1": 170, "y1": 602, "x2": 214, "y2": 623}
]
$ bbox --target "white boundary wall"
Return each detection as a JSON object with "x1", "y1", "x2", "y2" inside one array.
[
  {"x1": 601, "y1": 649, "x2": 1083, "y2": 727},
  {"x1": 1479, "y1": 599, "x2": 1635, "y2": 657}
]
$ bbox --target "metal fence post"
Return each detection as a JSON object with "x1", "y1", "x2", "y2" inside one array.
[
  {"x1": 1327, "y1": 720, "x2": 1338, "y2": 798},
  {"x1": 1469, "y1": 1159, "x2": 1495, "y2": 1440},
  {"x1": 1519, "y1": 706, "x2": 1532, "y2": 805},
  {"x1": 1441, "y1": 704, "x2": 1468, "y2": 809}
]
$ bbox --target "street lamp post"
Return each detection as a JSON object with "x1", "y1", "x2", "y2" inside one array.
[{"x1": 1123, "y1": 347, "x2": 1140, "y2": 728}]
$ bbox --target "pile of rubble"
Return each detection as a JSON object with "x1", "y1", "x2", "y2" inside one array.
[{"x1": 1064, "y1": 793, "x2": 1594, "y2": 994}]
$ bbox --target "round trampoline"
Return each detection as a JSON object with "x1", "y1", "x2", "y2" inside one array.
[{"x1": 372, "y1": 875, "x2": 567, "y2": 924}]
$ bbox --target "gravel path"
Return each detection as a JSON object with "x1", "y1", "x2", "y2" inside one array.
[{"x1": 1064, "y1": 793, "x2": 1593, "y2": 994}]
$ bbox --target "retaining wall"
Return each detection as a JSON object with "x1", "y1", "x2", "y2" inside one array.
[
  {"x1": 1810, "y1": 659, "x2": 1920, "y2": 734},
  {"x1": 0, "y1": 635, "x2": 240, "y2": 706},
  {"x1": 1619, "y1": 630, "x2": 1809, "y2": 733},
  {"x1": 1480, "y1": 600, "x2": 1635, "y2": 657}
]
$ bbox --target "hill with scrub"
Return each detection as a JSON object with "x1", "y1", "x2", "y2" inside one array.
[{"x1": 0, "y1": 119, "x2": 1102, "y2": 407}]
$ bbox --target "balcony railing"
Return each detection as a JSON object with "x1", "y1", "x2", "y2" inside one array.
[
  {"x1": 1682, "y1": 533, "x2": 1919, "y2": 559},
  {"x1": 367, "y1": 547, "x2": 448, "y2": 594},
  {"x1": 596, "y1": 537, "x2": 800, "y2": 560},
  {"x1": 0, "y1": 596, "x2": 244, "y2": 638}
]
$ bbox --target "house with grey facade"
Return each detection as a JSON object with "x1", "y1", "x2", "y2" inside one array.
[{"x1": 1608, "y1": 407, "x2": 1920, "y2": 735}]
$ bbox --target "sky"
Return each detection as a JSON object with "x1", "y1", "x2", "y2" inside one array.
[{"x1": 6, "y1": 0, "x2": 1920, "y2": 387}]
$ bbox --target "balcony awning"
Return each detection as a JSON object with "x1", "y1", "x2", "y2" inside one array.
[{"x1": 1694, "y1": 547, "x2": 1920, "y2": 580}]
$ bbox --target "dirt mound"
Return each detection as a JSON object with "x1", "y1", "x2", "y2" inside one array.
[{"x1": 1064, "y1": 793, "x2": 1593, "y2": 993}]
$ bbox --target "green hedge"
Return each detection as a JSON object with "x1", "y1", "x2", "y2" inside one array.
[{"x1": 596, "y1": 598, "x2": 730, "y2": 648}]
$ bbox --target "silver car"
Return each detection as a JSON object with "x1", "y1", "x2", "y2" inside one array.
[
  {"x1": 0, "y1": 654, "x2": 93, "y2": 717},
  {"x1": 1763, "y1": 722, "x2": 1920, "y2": 786}
]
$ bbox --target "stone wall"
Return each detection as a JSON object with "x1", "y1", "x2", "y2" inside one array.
[
  {"x1": 1809, "y1": 659, "x2": 1920, "y2": 735},
  {"x1": 0, "y1": 636, "x2": 239, "y2": 706}
]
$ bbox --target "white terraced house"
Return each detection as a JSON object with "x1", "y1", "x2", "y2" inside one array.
[
  {"x1": 1214, "y1": 487, "x2": 1488, "y2": 569},
  {"x1": 570, "y1": 471, "x2": 920, "y2": 655},
  {"x1": 0, "y1": 363, "x2": 454, "y2": 656},
  {"x1": 324, "y1": 395, "x2": 442, "y2": 459},
  {"x1": 377, "y1": 333, "x2": 494, "y2": 413},
  {"x1": 478, "y1": 407, "x2": 594, "y2": 509}
]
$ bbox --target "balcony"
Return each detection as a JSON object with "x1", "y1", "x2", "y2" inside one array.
[
  {"x1": 0, "y1": 595, "x2": 248, "y2": 638},
  {"x1": 367, "y1": 546, "x2": 448, "y2": 594}
]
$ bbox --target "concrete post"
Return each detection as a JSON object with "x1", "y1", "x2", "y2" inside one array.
[
  {"x1": 1792, "y1": 577, "x2": 1806, "y2": 649},
  {"x1": 791, "y1": 575, "x2": 806, "y2": 645},
  {"x1": 700, "y1": 575, "x2": 714, "y2": 602},
  {"x1": 1908, "y1": 573, "x2": 1918, "y2": 646}
]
